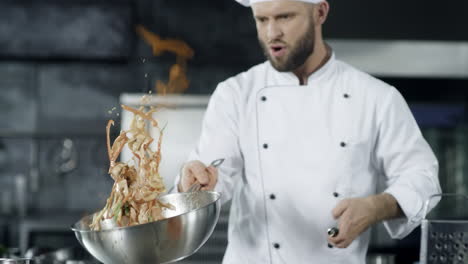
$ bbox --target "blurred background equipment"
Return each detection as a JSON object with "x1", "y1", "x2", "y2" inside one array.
[
  {"x1": 120, "y1": 94, "x2": 209, "y2": 189},
  {"x1": 419, "y1": 194, "x2": 468, "y2": 264}
]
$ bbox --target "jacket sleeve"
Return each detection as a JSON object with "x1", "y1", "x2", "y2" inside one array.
[
  {"x1": 173, "y1": 81, "x2": 244, "y2": 205},
  {"x1": 373, "y1": 88, "x2": 442, "y2": 239}
]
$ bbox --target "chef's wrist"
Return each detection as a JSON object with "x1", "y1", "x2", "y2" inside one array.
[
  {"x1": 363, "y1": 196, "x2": 380, "y2": 225},
  {"x1": 369, "y1": 193, "x2": 403, "y2": 222}
]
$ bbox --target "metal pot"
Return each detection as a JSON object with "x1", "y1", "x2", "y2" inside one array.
[
  {"x1": 366, "y1": 253, "x2": 396, "y2": 264},
  {"x1": 32, "y1": 248, "x2": 98, "y2": 264},
  {"x1": 71, "y1": 191, "x2": 221, "y2": 264},
  {"x1": 23, "y1": 247, "x2": 98, "y2": 264},
  {"x1": 0, "y1": 258, "x2": 33, "y2": 264}
]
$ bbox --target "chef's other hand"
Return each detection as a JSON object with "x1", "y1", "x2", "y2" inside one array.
[
  {"x1": 328, "y1": 197, "x2": 378, "y2": 248},
  {"x1": 178, "y1": 160, "x2": 218, "y2": 192}
]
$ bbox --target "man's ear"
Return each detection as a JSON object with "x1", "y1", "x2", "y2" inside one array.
[{"x1": 315, "y1": 1, "x2": 330, "y2": 25}]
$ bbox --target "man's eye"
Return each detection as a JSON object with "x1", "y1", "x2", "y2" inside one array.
[{"x1": 279, "y1": 15, "x2": 293, "y2": 20}]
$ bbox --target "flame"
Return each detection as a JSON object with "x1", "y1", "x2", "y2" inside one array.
[{"x1": 136, "y1": 25, "x2": 194, "y2": 94}]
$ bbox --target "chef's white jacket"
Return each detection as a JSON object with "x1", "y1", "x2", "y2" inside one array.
[{"x1": 182, "y1": 53, "x2": 441, "y2": 263}]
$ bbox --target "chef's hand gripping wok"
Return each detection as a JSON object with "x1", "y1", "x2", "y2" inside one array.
[{"x1": 186, "y1": 158, "x2": 225, "y2": 192}]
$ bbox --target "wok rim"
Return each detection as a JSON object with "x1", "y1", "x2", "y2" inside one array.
[{"x1": 70, "y1": 191, "x2": 221, "y2": 233}]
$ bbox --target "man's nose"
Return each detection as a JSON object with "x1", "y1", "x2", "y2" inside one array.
[{"x1": 266, "y1": 22, "x2": 283, "y2": 41}]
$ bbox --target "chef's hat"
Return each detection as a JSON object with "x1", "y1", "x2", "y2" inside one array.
[{"x1": 236, "y1": 0, "x2": 324, "y2": 7}]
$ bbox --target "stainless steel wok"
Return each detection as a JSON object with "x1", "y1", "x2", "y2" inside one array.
[{"x1": 71, "y1": 191, "x2": 221, "y2": 264}]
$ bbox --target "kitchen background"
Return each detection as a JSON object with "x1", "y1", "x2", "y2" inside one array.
[{"x1": 0, "y1": 0, "x2": 467, "y2": 263}]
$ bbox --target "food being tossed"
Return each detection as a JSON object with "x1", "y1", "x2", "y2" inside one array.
[{"x1": 90, "y1": 105, "x2": 174, "y2": 231}]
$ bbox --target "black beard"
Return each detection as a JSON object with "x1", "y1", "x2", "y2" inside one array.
[{"x1": 259, "y1": 23, "x2": 316, "y2": 72}]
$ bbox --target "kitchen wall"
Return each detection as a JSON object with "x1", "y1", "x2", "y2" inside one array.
[
  {"x1": 0, "y1": 0, "x2": 467, "y2": 262},
  {"x1": 0, "y1": 0, "x2": 259, "y2": 256},
  {"x1": 2, "y1": 0, "x2": 246, "y2": 211}
]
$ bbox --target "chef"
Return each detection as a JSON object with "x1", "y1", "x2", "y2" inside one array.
[{"x1": 176, "y1": 0, "x2": 442, "y2": 263}]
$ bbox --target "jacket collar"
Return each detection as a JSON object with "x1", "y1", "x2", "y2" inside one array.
[{"x1": 266, "y1": 52, "x2": 336, "y2": 87}]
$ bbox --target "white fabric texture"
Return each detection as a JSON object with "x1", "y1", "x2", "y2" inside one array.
[
  {"x1": 176, "y1": 53, "x2": 441, "y2": 263},
  {"x1": 236, "y1": 0, "x2": 324, "y2": 7}
]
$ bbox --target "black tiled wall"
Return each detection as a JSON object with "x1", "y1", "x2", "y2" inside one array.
[
  {"x1": 0, "y1": 1, "x2": 134, "y2": 60},
  {"x1": 37, "y1": 64, "x2": 141, "y2": 134},
  {"x1": 0, "y1": 64, "x2": 37, "y2": 134},
  {"x1": 35, "y1": 137, "x2": 113, "y2": 212}
]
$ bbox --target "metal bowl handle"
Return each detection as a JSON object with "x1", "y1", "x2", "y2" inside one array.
[{"x1": 423, "y1": 193, "x2": 468, "y2": 219}]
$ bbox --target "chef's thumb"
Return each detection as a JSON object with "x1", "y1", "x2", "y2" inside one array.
[
  {"x1": 184, "y1": 161, "x2": 210, "y2": 185},
  {"x1": 195, "y1": 171, "x2": 210, "y2": 185},
  {"x1": 332, "y1": 200, "x2": 348, "y2": 219}
]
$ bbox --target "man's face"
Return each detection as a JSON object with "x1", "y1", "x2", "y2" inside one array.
[{"x1": 252, "y1": 1, "x2": 316, "y2": 72}]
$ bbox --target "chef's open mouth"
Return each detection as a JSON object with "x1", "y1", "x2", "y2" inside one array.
[{"x1": 271, "y1": 46, "x2": 284, "y2": 52}]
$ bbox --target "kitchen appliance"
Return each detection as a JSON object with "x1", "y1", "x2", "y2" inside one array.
[
  {"x1": 366, "y1": 253, "x2": 396, "y2": 264},
  {"x1": 420, "y1": 194, "x2": 468, "y2": 264},
  {"x1": 120, "y1": 94, "x2": 210, "y2": 190},
  {"x1": 31, "y1": 247, "x2": 99, "y2": 264},
  {"x1": 0, "y1": 259, "x2": 32, "y2": 264},
  {"x1": 71, "y1": 191, "x2": 221, "y2": 264}
]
